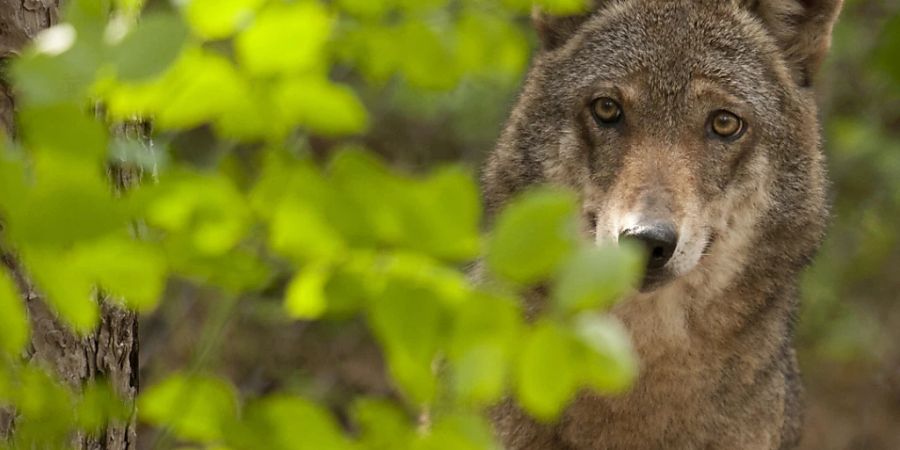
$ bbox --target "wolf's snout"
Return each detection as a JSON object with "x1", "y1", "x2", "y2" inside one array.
[{"x1": 619, "y1": 222, "x2": 678, "y2": 270}]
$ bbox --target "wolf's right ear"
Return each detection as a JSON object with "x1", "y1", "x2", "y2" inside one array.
[
  {"x1": 532, "y1": 1, "x2": 605, "y2": 51},
  {"x1": 741, "y1": 0, "x2": 844, "y2": 87}
]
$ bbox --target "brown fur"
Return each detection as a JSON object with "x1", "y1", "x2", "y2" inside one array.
[{"x1": 483, "y1": 0, "x2": 842, "y2": 448}]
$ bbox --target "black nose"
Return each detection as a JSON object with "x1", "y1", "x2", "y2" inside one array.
[{"x1": 620, "y1": 223, "x2": 678, "y2": 271}]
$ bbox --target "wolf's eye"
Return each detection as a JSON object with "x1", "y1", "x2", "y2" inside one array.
[
  {"x1": 591, "y1": 97, "x2": 623, "y2": 125},
  {"x1": 708, "y1": 110, "x2": 744, "y2": 139}
]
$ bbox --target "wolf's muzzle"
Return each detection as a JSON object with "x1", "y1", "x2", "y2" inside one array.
[{"x1": 620, "y1": 222, "x2": 678, "y2": 290}]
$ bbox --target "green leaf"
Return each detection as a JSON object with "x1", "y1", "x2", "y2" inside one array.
[
  {"x1": 352, "y1": 398, "x2": 414, "y2": 450},
  {"x1": 336, "y1": 0, "x2": 392, "y2": 18},
  {"x1": 269, "y1": 198, "x2": 347, "y2": 262},
  {"x1": 414, "y1": 414, "x2": 499, "y2": 450},
  {"x1": 449, "y1": 293, "x2": 521, "y2": 405},
  {"x1": 113, "y1": 12, "x2": 188, "y2": 81},
  {"x1": 139, "y1": 373, "x2": 238, "y2": 443},
  {"x1": 367, "y1": 280, "x2": 446, "y2": 405},
  {"x1": 376, "y1": 252, "x2": 471, "y2": 306},
  {"x1": 235, "y1": 2, "x2": 333, "y2": 76},
  {"x1": 12, "y1": 35, "x2": 103, "y2": 106},
  {"x1": 328, "y1": 149, "x2": 407, "y2": 245},
  {"x1": 523, "y1": 0, "x2": 590, "y2": 14},
  {"x1": 104, "y1": 48, "x2": 248, "y2": 131},
  {"x1": 19, "y1": 103, "x2": 107, "y2": 161},
  {"x1": 398, "y1": 21, "x2": 459, "y2": 90},
  {"x1": 487, "y1": 188, "x2": 579, "y2": 284},
  {"x1": 0, "y1": 270, "x2": 29, "y2": 356},
  {"x1": 185, "y1": 0, "x2": 265, "y2": 39},
  {"x1": 5, "y1": 152, "x2": 126, "y2": 249},
  {"x1": 456, "y1": 12, "x2": 528, "y2": 77},
  {"x1": 552, "y1": 243, "x2": 643, "y2": 314},
  {"x1": 574, "y1": 314, "x2": 637, "y2": 393},
  {"x1": 234, "y1": 395, "x2": 353, "y2": 450},
  {"x1": 164, "y1": 242, "x2": 272, "y2": 293},
  {"x1": 7, "y1": 366, "x2": 76, "y2": 448},
  {"x1": 284, "y1": 264, "x2": 330, "y2": 320},
  {"x1": 516, "y1": 320, "x2": 579, "y2": 420},
  {"x1": 276, "y1": 77, "x2": 369, "y2": 135},
  {"x1": 75, "y1": 381, "x2": 129, "y2": 432},
  {"x1": 72, "y1": 236, "x2": 168, "y2": 312},
  {"x1": 25, "y1": 248, "x2": 99, "y2": 334},
  {"x1": 145, "y1": 170, "x2": 250, "y2": 256},
  {"x1": 408, "y1": 166, "x2": 482, "y2": 261},
  {"x1": 874, "y1": 13, "x2": 900, "y2": 88}
]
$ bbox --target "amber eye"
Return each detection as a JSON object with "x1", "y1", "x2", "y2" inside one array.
[
  {"x1": 591, "y1": 97, "x2": 623, "y2": 125},
  {"x1": 708, "y1": 110, "x2": 745, "y2": 139}
]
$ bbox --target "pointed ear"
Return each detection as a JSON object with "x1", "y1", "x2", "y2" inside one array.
[
  {"x1": 532, "y1": 1, "x2": 605, "y2": 51},
  {"x1": 743, "y1": 0, "x2": 844, "y2": 87}
]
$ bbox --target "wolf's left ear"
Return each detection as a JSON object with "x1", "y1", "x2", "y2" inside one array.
[
  {"x1": 533, "y1": 1, "x2": 607, "y2": 51},
  {"x1": 742, "y1": 0, "x2": 843, "y2": 87}
]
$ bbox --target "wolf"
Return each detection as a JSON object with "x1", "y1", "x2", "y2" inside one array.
[{"x1": 482, "y1": 0, "x2": 842, "y2": 448}]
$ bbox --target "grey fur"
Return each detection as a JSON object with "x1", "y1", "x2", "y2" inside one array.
[{"x1": 483, "y1": 0, "x2": 842, "y2": 448}]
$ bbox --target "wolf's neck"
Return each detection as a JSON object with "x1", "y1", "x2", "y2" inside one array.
[{"x1": 613, "y1": 263, "x2": 798, "y2": 371}]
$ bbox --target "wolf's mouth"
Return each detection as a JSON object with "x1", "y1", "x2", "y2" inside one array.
[
  {"x1": 639, "y1": 267, "x2": 674, "y2": 292},
  {"x1": 638, "y1": 231, "x2": 717, "y2": 292}
]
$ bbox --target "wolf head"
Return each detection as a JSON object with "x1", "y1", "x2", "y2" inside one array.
[{"x1": 484, "y1": 0, "x2": 840, "y2": 291}]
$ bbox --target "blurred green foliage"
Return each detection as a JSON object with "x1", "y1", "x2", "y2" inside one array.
[
  {"x1": 799, "y1": 0, "x2": 900, "y2": 365},
  {"x1": 0, "y1": 0, "x2": 896, "y2": 447},
  {"x1": 0, "y1": 0, "x2": 646, "y2": 449}
]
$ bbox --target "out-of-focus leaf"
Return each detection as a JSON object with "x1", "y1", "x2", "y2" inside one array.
[
  {"x1": 12, "y1": 42, "x2": 102, "y2": 106},
  {"x1": 284, "y1": 264, "x2": 330, "y2": 320},
  {"x1": 506, "y1": 0, "x2": 590, "y2": 14},
  {"x1": 0, "y1": 270, "x2": 29, "y2": 356},
  {"x1": 75, "y1": 381, "x2": 129, "y2": 432},
  {"x1": 409, "y1": 166, "x2": 481, "y2": 261},
  {"x1": 139, "y1": 373, "x2": 238, "y2": 443},
  {"x1": 368, "y1": 280, "x2": 445, "y2": 405},
  {"x1": 7, "y1": 366, "x2": 76, "y2": 447},
  {"x1": 328, "y1": 149, "x2": 407, "y2": 245},
  {"x1": 112, "y1": 12, "x2": 188, "y2": 81},
  {"x1": 72, "y1": 236, "x2": 167, "y2": 312},
  {"x1": 185, "y1": 0, "x2": 265, "y2": 39},
  {"x1": 574, "y1": 314, "x2": 637, "y2": 393},
  {"x1": 19, "y1": 103, "x2": 107, "y2": 161},
  {"x1": 335, "y1": 23, "x2": 401, "y2": 84},
  {"x1": 398, "y1": 22, "x2": 459, "y2": 90},
  {"x1": 376, "y1": 252, "x2": 471, "y2": 305},
  {"x1": 874, "y1": 14, "x2": 900, "y2": 87},
  {"x1": 164, "y1": 242, "x2": 272, "y2": 293},
  {"x1": 414, "y1": 414, "x2": 499, "y2": 450},
  {"x1": 144, "y1": 170, "x2": 250, "y2": 255},
  {"x1": 352, "y1": 398, "x2": 414, "y2": 450},
  {"x1": 104, "y1": 48, "x2": 248, "y2": 131},
  {"x1": 25, "y1": 248, "x2": 99, "y2": 334},
  {"x1": 449, "y1": 293, "x2": 521, "y2": 404},
  {"x1": 336, "y1": 0, "x2": 392, "y2": 18},
  {"x1": 276, "y1": 77, "x2": 369, "y2": 135},
  {"x1": 269, "y1": 199, "x2": 347, "y2": 262},
  {"x1": 235, "y1": 2, "x2": 333, "y2": 76},
  {"x1": 487, "y1": 188, "x2": 579, "y2": 284},
  {"x1": 553, "y1": 243, "x2": 642, "y2": 314},
  {"x1": 456, "y1": 12, "x2": 528, "y2": 77},
  {"x1": 0, "y1": 149, "x2": 28, "y2": 221},
  {"x1": 232, "y1": 395, "x2": 353, "y2": 450},
  {"x1": 5, "y1": 153, "x2": 126, "y2": 249},
  {"x1": 516, "y1": 320, "x2": 579, "y2": 421}
]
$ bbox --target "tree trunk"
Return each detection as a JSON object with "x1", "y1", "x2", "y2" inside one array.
[{"x1": 0, "y1": 1, "x2": 139, "y2": 449}]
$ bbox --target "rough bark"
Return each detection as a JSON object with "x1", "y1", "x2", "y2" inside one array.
[{"x1": 0, "y1": 1, "x2": 138, "y2": 449}]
